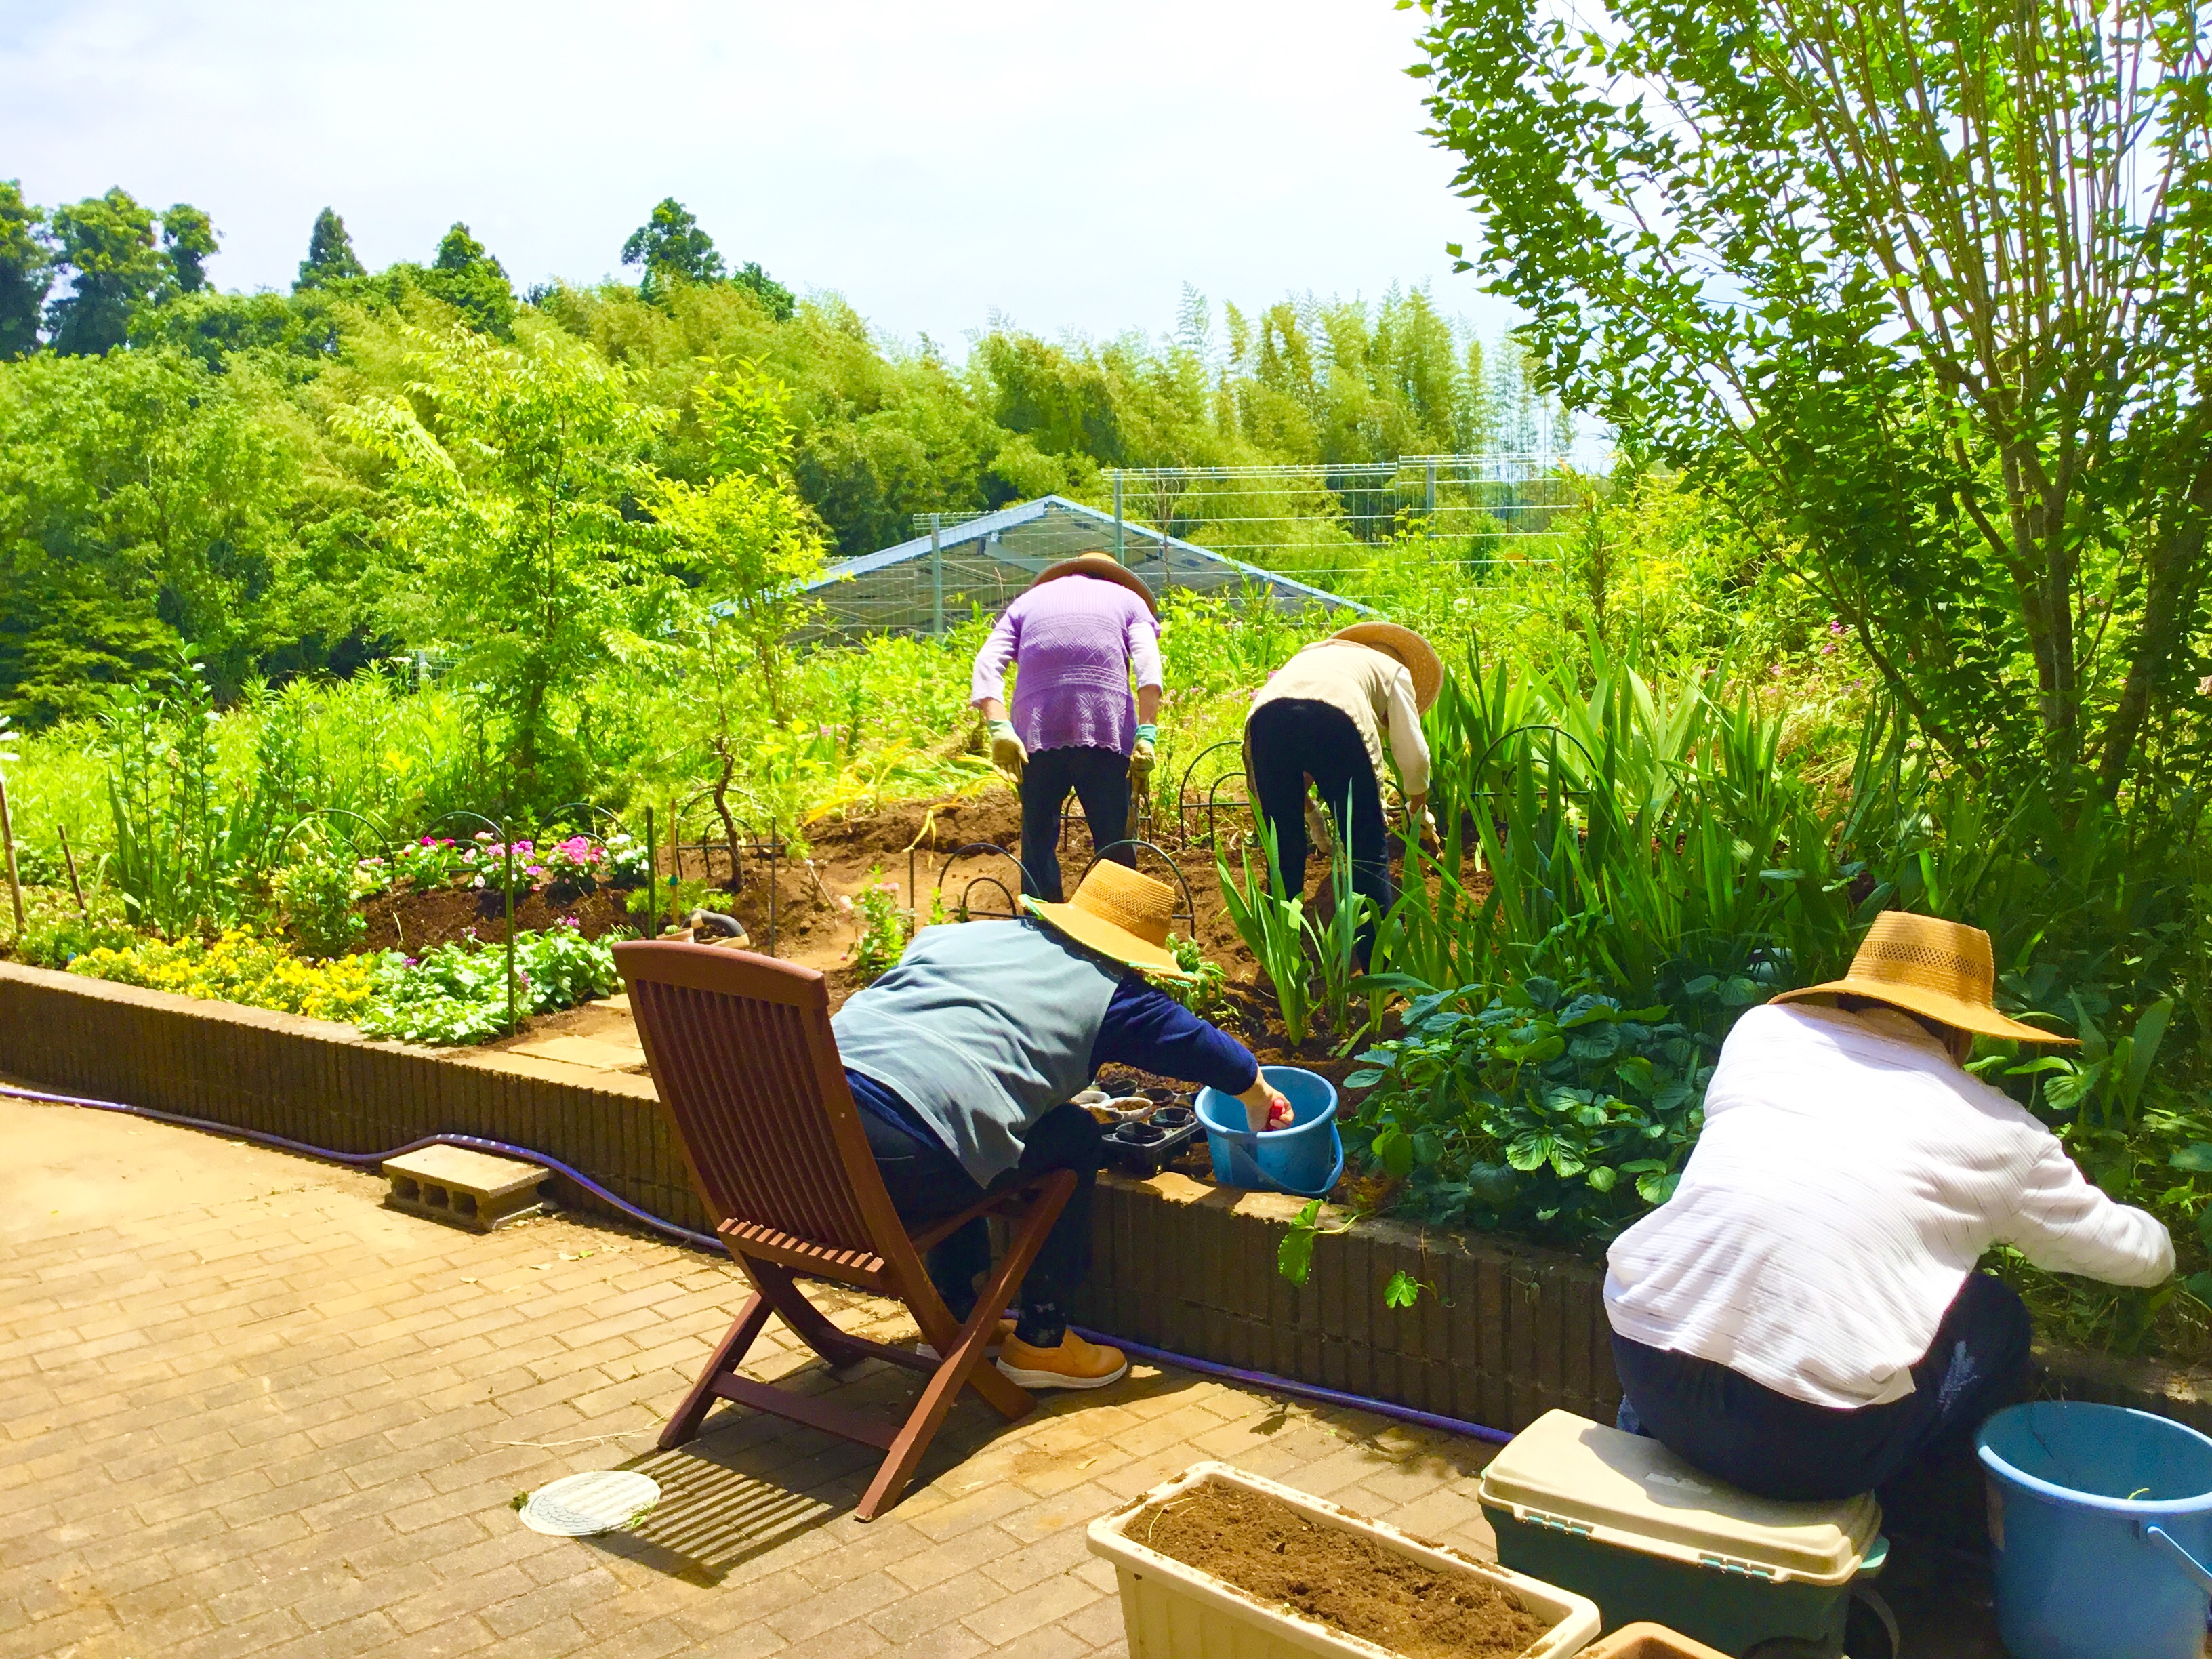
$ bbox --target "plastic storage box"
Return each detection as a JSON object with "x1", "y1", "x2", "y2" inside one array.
[
  {"x1": 1477, "y1": 1412, "x2": 1886, "y2": 1658},
  {"x1": 1090, "y1": 1460, "x2": 1602, "y2": 1658}
]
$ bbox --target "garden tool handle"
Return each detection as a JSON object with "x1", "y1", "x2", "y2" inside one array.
[{"x1": 2140, "y1": 1522, "x2": 2212, "y2": 1595}]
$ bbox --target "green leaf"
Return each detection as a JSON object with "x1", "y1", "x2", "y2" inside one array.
[
  {"x1": 1277, "y1": 1199, "x2": 1323, "y2": 1287},
  {"x1": 1586, "y1": 1165, "x2": 1618, "y2": 1192},
  {"x1": 1383, "y1": 1270, "x2": 1424, "y2": 1309},
  {"x1": 1374, "y1": 1126, "x2": 1415, "y2": 1179},
  {"x1": 1343, "y1": 1068, "x2": 1387, "y2": 1090},
  {"x1": 2185, "y1": 1273, "x2": 2212, "y2": 1311},
  {"x1": 1719, "y1": 976, "x2": 1762, "y2": 1007},
  {"x1": 2171, "y1": 1143, "x2": 2212, "y2": 1173}
]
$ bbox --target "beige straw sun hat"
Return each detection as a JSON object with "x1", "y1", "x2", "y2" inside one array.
[
  {"x1": 1031, "y1": 552, "x2": 1160, "y2": 618},
  {"x1": 1330, "y1": 621, "x2": 1443, "y2": 712},
  {"x1": 1022, "y1": 861, "x2": 1192, "y2": 981},
  {"x1": 1771, "y1": 911, "x2": 2076, "y2": 1045}
]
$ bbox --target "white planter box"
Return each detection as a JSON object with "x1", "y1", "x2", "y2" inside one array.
[{"x1": 1088, "y1": 1460, "x2": 1603, "y2": 1659}]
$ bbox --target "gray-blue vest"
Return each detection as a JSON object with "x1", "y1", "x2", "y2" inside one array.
[{"x1": 831, "y1": 918, "x2": 1122, "y2": 1185}]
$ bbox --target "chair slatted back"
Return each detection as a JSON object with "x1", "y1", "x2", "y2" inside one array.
[{"x1": 615, "y1": 941, "x2": 888, "y2": 1261}]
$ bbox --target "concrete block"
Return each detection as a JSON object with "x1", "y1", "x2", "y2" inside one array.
[{"x1": 382, "y1": 1145, "x2": 551, "y2": 1232}]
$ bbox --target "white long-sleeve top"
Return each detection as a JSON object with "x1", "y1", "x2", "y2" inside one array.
[
  {"x1": 1605, "y1": 1002, "x2": 2173, "y2": 1409},
  {"x1": 1247, "y1": 639, "x2": 1431, "y2": 798}
]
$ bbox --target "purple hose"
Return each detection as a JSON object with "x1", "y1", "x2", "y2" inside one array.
[
  {"x1": 4, "y1": 1081, "x2": 1516, "y2": 1446},
  {"x1": 0, "y1": 1082, "x2": 723, "y2": 1251}
]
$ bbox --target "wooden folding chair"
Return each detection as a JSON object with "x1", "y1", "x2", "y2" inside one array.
[{"x1": 613, "y1": 939, "x2": 1073, "y2": 1521}]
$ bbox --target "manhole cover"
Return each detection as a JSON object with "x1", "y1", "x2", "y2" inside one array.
[{"x1": 518, "y1": 1470, "x2": 660, "y2": 1536}]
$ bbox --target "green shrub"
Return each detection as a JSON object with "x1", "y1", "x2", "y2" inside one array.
[
  {"x1": 270, "y1": 848, "x2": 378, "y2": 958},
  {"x1": 1344, "y1": 975, "x2": 1721, "y2": 1246},
  {"x1": 359, "y1": 924, "x2": 617, "y2": 1046}
]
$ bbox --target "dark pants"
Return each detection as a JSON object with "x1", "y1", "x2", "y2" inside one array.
[
  {"x1": 1612, "y1": 1272, "x2": 2032, "y2": 1538},
  {"x1": 1020, "y1": 745, "x2": 1131, "y2": 902},
  {"x1": 1246, "y1": 698, "x2": 1394, "y2": 961},
  {"x1": 859, "y1": 1100, "x2": 1102, "y2": 1347}
]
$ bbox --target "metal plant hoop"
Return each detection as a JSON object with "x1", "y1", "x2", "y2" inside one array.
[{"x1": 929, "y1": 841, "x2": 1035, "y2": 922}]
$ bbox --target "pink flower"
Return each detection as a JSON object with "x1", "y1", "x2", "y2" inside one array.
[
  {"x1": 1821, "y1": 644, "x2": 1836, "y2": 655},
  {"x1": 1828, "y1": 620, "x2": 1847, "y2": 637}
]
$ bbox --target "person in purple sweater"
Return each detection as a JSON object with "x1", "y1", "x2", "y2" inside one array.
[{"x1": 970, "y1": 553, "x2": 1164, "y2": 901}]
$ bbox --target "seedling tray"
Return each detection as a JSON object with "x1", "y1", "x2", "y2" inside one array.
[{"x1": 1104, "y1": 1105, "x2": 1201, "y2": 1176}]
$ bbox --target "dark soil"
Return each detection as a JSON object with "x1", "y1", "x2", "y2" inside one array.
[
  {"x1": 356, "y1": 884, "x2": 634, "y2": 954},
  {"x1": 1133, "y1": 1479, "x2": 1551, "y2": 1659}
]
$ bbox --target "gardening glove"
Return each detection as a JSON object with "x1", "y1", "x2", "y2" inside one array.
[
  {"x1": 986, "y1": 721, "x2": 1026, "y2": 787},
  {"x1": 987, "y1": 718, "x2": 1027, "y2": 783},
  {"x1": 1128, "y1": 722, "x2": 1158, "y2": 791}
]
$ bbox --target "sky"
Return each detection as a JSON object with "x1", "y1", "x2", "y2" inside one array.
[{"x1": 0, "y1": 0, "x2": 1521, "y2": 355}]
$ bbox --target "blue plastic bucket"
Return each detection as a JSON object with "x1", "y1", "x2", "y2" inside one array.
[
  {"x1": 1193, "y1": 1066, "x2": 1341, "y2": 1197},
  {"x1": 1978, "y1": 1401, "x2": 2212, "y2": 1659}
]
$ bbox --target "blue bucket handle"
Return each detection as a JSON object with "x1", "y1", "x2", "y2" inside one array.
[{"x1": 2140, "y1": 1522, "x2": 2212, "y2": 1597}]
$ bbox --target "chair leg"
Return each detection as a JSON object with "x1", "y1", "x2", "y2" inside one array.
[
  {"x1": 745, "y1": 1261, "x2": 876, "y2": 1372},
  {"x1": 661, "y1": 1292, "x2": 773, "y2": 1450},
  {"x1": 857, "y1": 1169, "x2": 1077, "y2": 1521}
]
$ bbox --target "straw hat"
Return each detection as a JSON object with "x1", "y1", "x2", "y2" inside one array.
[
  {"x1": 1771, "y1": 912, "x2": 2076, "y2": 1045},
  {"x1": 1031, "y1": 552, "x2": 1160, "y2": 618},
  {"x1": 1022, "y1": 861, "x2": 1192, "y2": 981},
  {"x1": 1330, "y1": 622, "x2": 1443, "y2": 712}
]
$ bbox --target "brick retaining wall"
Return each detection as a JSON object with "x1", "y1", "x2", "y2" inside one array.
[{"x1": 4, "y1": 959, "x2": 2203, "y2": 1437}]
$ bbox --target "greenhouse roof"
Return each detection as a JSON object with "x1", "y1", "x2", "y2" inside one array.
[{"x1": 798, "y1": 494, "x2": 1366, "y2": 638}]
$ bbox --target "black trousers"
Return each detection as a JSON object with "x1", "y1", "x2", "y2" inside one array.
[
  {"x1": 1246, "y1": 698, "x2": 1393, "y2": 960},
  {"x1": 1019, "y1": 745, "x2": 1132, "y2": 902},
  {"x1": 858, "y1": 1101, "x2": 1103, "y2": 1347},
  {"x1": 1612, "y1": 1271, "x2": 2033, "y2": 1537}
]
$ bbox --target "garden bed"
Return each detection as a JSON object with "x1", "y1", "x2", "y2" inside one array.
[{"x1": 5, "y1": 954, "x2": 2203, "y2": 1439}]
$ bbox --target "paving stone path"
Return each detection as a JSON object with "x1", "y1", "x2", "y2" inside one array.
[{"x1": 1, "y1": 1092, "x2": 1515, "y2": 1659}]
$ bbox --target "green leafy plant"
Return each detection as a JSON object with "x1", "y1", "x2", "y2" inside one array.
[
  {"x1": 1343, "y1": 975, "x2": 1719, "y2": 1244},
  {"x1": 848, "y1": 867, "x2": 907, "y2": 981},
  {"x1": 1155, "y1": 934, "x2": 1230, "y2": 1018},
  {"x1": 1218, "y1": 818, "x2": 1314, "y2": 1044},
  {"x1": 1275, "y1": 1197, "x2": 1360, "y2": 1287},
  {"x1": 360, "y1": 923, "x2": 617, "y2": 1046},
  {"x1": 1309, "y1": 787, "x2": 1375, "y2": 1048},
  {"x1": 270, "y1": 838, "x2": 379, "y2": 958}
]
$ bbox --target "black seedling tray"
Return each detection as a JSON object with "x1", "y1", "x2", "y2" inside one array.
[{"x1": 1103, "y1": 1105, "x2": 1200, "y2": 1177}]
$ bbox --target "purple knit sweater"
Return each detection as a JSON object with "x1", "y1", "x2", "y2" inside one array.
[{"x1": 969, "y1": 576, "x2": 1164, "y2": 756}]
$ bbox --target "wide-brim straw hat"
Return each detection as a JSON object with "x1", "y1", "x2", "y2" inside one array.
[
  {"x1": 1031, "y1": 552, "x2": 1159, "y2": 618},
  {"x1": 1331, "y1": 621, "x2": 1443, "y2": 712},
  {"x1": 1771, "y1": 911, "x2": 2076, "y2": 1045},
  {"x1": 1022, "y1": 861, "x2": 1192, "y2": 981}
]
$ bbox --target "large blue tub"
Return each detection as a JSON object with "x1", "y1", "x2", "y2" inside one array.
[{"x1": 1978, "y1": 1401, "x2": 2212, "y2": 1659}]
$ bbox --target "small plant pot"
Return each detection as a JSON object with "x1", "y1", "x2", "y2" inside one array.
[{"x1": 1089, "y1": 1461, "x2": 1600, "y2": 1658}]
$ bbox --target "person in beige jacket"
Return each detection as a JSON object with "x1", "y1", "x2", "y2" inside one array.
[{"x1": 1243, "y1": 622, "x2": 1440, "y2": 963}]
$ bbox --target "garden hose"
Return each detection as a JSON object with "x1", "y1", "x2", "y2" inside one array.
[{"x1": 3, "y1": 1080, "x2": 1515, "y2": 1447}]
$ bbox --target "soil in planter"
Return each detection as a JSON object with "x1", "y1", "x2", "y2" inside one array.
[{"x1": 1133, "y1": 1479, "x2": 1551, "y2": 1659}]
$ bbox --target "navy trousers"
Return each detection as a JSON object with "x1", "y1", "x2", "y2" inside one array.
[
  {"x1": 1612, "y1": 1271, "x2": 2032, "y2": 1531},
  {"x1": 1246, "y1": 697, "x2": 1394, "y2": 962},
  {"x1": 857, "y1": 1096, "x2": 1101, "y2": 1347},
  {"x1": 1019, "y1": 745, "x2": 1132, "y2": 903}
]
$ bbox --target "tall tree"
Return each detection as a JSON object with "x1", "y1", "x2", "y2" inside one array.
[
  {"x1": 337, "y1": 327, "x2": 656, "y2": 799},
  {"x1": 295, "y1": 207, "x2": 365, "y2": 289},
  {"x1": 45, "y1": 188, "x2": 165, "y2": 356},
  {"x1": 0, "y1": 180, "x2": 52, "y2": 359},
  {"x1": 1414, "y1": 0, "x2": 2212, "y2": 810},
  {"x1": 621, "y1": 198, "x2": 724, "y2": 302},
  {"x1": 419, "y1": 222, "x2": 515, "y2": 335},
  {"x1": 159, "y1": 203, "x2": 218, "y2": 294}
]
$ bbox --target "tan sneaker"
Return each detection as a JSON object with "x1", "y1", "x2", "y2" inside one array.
[
  {"x1": 996, "y1": 1331, "x2": 1129, "y2": 1390},
  {"x1": 916, "y1": 1317, "x2": 1015, "y2": 1361}
]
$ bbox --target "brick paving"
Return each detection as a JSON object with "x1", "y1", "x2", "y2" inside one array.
[{"x1": 1, "y1": 1094, "x2": 1516, "y2": 1659}]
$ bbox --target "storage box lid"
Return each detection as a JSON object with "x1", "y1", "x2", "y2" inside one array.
[{"x1": 1476, "y1": 1411, "x2": 1882, "y2": 1586}]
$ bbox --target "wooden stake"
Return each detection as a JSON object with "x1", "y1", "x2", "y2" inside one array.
[
  {"x1": 56, "y1": 823, "x2": 87, "y2": 917},
  {"x1": 0, "y1": 770, "x2": 22, "y2": 937}
]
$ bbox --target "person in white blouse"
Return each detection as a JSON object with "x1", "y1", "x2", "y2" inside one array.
[
  {"x1": 1605, "y1": 912, "x2": 2173, "y2": 1533},
  {"x1": 1243, "y1": 622, "x2": 1439, "y2": 966}
]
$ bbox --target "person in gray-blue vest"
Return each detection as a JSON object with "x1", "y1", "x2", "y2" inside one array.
[{"x1": 832, "y1": 861, "x2": 1290, "y2": 1389}]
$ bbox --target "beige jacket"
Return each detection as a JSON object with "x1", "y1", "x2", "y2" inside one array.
[{"x1": 1246, "y1": 639, "x2": 1431, "y2": 798}]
